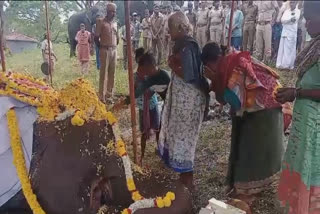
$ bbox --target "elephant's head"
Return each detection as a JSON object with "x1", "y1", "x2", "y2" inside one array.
[{"x1": 87, "y1": 5, "x2": 103, "y2": 25}]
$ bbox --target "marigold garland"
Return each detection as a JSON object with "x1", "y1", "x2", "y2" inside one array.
[{"x1": 7, "y1": 109, "x2": 46, "y2": 214}]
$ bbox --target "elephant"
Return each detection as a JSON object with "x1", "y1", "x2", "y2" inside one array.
[
  {"x1": 0, "y1": 119, "x2": 192, "y2": 214},
  {"x1": 68, "y1": 6, "x2": 102, "y2": 57}
]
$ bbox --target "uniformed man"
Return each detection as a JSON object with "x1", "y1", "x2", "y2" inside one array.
[
  {"x1": 208, "y1": 1, "x2": 223, "y2": 44},
  {"x1": 142, "y1": 9, "x2": 152, "y2": 51},
  {"x1": 242, "y1": 0, "x2": 258, "y2": 53},
  {"x1": 221, "y1": 1, "x2": 231, "y2": 46},
  {"x1": 186, "y1": 2, "x2": 197, "y2": 38},
  {"x1": 255, "y1": 0, "x2": 279, "y2": 62},
  {"x1": 196, "y1": 1, "x2": 209, "y2": 48},
  {"x1": 132, "y1": 12, "x2": 141, "y2": 51},
  {"x1": 150, "y1": 4, "x2": 164, "y2": 65},
  {"x1": 121, "y1": 22, "x2": 133, "y2": 71},
  {"x1": 95, "y1": 3, "x2": 119, "y2": 102}
]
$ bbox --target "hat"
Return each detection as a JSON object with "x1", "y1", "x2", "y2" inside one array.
[{"x1": 132, "y1": 12, "x2": 137, "y2": 16}]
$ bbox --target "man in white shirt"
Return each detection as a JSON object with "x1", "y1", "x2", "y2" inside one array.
[{"x1": 276, "y1": 1, "x2": 301, "y2": 70}]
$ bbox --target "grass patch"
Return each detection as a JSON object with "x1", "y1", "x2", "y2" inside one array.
[{"x1": 6, "y1": 43, "x2": 129, "y2": 95}]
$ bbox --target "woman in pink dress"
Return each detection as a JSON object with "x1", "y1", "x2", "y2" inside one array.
[{"x1": 75, "y1": 23, "x2": 91, "y2": 74}]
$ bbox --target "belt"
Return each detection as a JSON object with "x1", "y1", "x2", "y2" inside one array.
[
  {"x1": 100, "y1": 45, "x2": 116, "y2": 50},
  {"x1": 245, "y1": 20, "x2": 256, "y2": 24},
  {"x1": 257, "y1": 21, "x2": 271, "y2": 25},
  {"x1": 210, "y1": 22, "x2": 222, "y2": 25},
  {"x1": 197, "y1": 24, "x2": 207, "y2": 27}
]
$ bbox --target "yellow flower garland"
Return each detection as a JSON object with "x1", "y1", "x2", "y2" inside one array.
[{"x1": 7, "y1": 109, "x2": 46, "y2": 214}]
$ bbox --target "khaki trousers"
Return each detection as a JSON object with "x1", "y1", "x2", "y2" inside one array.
[
  {"x1": 152, "y1": 38, "x2": 162, "y2": 65},
  {"x1": 80, "y1": 61, "x2": 89, "y2": 75},
  {"x1": 197, "y1": 26, "x2": 207, "y2": 48},
  {"x1": 143, "y1": 37, "x2": 152, "y2": 52},
  {"x1": 243, "y1": 22, "x2": 256, "y2": 53},
  {"x1": 99, "y1": 47, "x2": 117, "y2": 101},
  {"x1": 209, "y1": 24, "x2": 222, "y2": 44},
  {"x1": 255, "y1": 23, "x2": 272, "y2": 62}
]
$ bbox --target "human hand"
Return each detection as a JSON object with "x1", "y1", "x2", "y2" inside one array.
[{"x1": 275, "y1": 88, "x2": 296, "y2": 104}]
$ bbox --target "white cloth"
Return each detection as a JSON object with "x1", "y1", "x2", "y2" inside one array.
[
  {"x1": 0, "y1": 96, "x2": 38, "y2": 207},
  {"x1": 276, "y1": 8, "x2": 301, "y2": 69}
]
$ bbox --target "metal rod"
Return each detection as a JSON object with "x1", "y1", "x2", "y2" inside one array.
[
  {"x1": 124, "y1": 0, "x2": 138, "y2": 164},
  {"x1": 44, "y1": 0, "x2": 53, "y2": 85},
  {"x1": 0, "y1": 1, "x2": 6, "y2": 72},
  {"x1": 227, "y1": 0, "x2": 235, "y2": 49}
]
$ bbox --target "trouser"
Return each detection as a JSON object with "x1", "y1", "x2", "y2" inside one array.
[
  {"x1": 123, "y1": 44, "x2": 127, "y2": 70},
  {"x1": 143, "y1": 37, "x2": 151, "y2": 51},
  {"x1": 242, "y1": 22, "x2": 256, "y2": 53},
  {"x1": 209, "y1": 24, "x2": 222, "y2": 44},
  {"x1": 231, "y1": 37, "x2": 242, "y2": 51},
  {"x1": 99, "y1": 47, "x2": 117, "y2": 101},
  {"x1": 152, "y1": 38, "x2": 162, "y2": 65},
  {"x1": 197, "y1": 25, "x2": 207, "y2": 48},
  {"x1": 80, "y1": 61, "x2": 89, "y2": 75},
  {"x1": 95, "y1": 45, "x2": 100, "y2": 69},
  {"x1": 255, "y1": 23, "x2": 272, "y2": 62},
  {"x1": 132, "y1": 40, "x2": 139, "y2": 51}
]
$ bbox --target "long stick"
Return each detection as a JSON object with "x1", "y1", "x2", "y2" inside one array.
[
  {"x1": 227, "y1": 0, "x2": 235, "y2": 48},
  {"x1": 124, "y1": 0, "x2": 138, "y2": 164},
  {"x1": 0, "y1": 1, "x2": 6, "y2": 72},
  {"x1": 44, "y1": 0, "x2": 53, "y2": 85}
]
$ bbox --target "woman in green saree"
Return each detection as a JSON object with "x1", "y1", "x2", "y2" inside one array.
[{"x1": 276, "y1": 1, "x2": 320, "y2": 213}]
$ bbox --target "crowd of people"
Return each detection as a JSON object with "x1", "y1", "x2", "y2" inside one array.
[{"x1": 40, "y1": 1, "x2": 320, "y2": 213}]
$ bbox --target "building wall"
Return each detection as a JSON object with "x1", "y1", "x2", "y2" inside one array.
[{"x1": 7, "y1": 40, "x2": 38, "y2": 54}]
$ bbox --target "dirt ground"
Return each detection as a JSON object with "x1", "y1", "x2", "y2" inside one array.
[{"x1": 115, "y1": 69, "x2": 297, "y2": 214}]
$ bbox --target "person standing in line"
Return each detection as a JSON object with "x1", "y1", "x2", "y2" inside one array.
[
  {"x1": 75, "y1": 23, "x2": 92, "y2": 75},
  {"x1": 142, "y1": 9, "x2": 152, "y2": 52},
  {"x1": 225, "y1": 1, "x2": 244, "y2": 50},
  {"x1": 255, "y1": 1, "x2": 279, "y2": 63},
  {"x1": 221, "y1": 1, "x2": 231, "y2": 46},
  {"x1": 92, "y1": 23, "x2": 100, "y2": 70},
  {"x1": 150, "y1": 4, "x2": 164, "y2": 65},
  {"x1": 277, "y1": 1, "x2": 320, "y2": 212},
  {"x1": 165, "y1": 5, "x2": 174, "y2": 60},
  {"x1": 242, "y1": 0, "x2": 258, "y2": 53},
  {"x1": 162, "y1": 5, "x2": 171, "y2": 63},
  {"x1": 95, "y1": 3, "x2": 119, "y2": 103},
  {"x1": 276, "y1": 1, "x2": 300, "y2": 70},
  {"x1": 208, "y1": 1, "x2": 223, "y2": 44},
  {"x1": 132, "y1": 12, "x2": 142, "y2": 51},
  {"x1": 196, "y1": 1, "x2": 209, "y2": 48},
  {"x1": 186, "y1": 2, "x2": 197, "y2": 38},
  {"x1": 41, "y1": 33, "x2": 57, "y2": 82},
  {"x1": 121, "y1": 23, "x2": 133, "y2": 71}
]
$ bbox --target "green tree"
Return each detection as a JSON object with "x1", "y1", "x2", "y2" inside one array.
[{"x1": 5, "y1": 1, "x2": 79, "y2": 43}]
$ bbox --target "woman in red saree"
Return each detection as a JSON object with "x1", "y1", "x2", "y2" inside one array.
[
  {"x1": 75, "y1": 23, "x2": 91, "y2": 75},
  {"x1": 201, "y1": 43, "x2": 292, "y2": 202}
]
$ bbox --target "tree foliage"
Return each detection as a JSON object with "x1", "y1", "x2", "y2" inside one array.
[{"x1": 5, "y1": 1, "x2": 80, "y2": 43}]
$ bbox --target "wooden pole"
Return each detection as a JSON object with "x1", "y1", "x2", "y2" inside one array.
[
  {"x1": 124, "y1": 0, "x2": 139, "y2": 164},
  {"x1": 0, "y1": 1, "x2": 6, "y2": 72},
  {"x1": 227, "y1": 0, "x2": 235, "y2": 49},
  {"x1": 44, "y1": 0, "x2": 53, "y2": 85}
]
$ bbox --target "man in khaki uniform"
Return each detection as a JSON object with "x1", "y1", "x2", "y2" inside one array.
[
  {"x1": 196, "y1": 1, "x2": 209, "y2": 48},
  {"x1": 221, "y1": 1, "x2": 231, "y2": 46},
  {"x1": 150, "y1": 5, "x2": 164, "y2": 65},
  {"x1": 186, "y1": 2, "x2": 197, "y2": 38},
  {"x1": 208, "y1": 1, "x2": 223, "y2": 44},
  {"x1": 95, "y1": 3, "x2": 119, "y2": 102},
  {"x1": 242, "y1": 0, "x2": 258, "y2": 53},
  {"x1": 255, "y1": 1, "x2": 279, "y2": 62},
  {"x1": 142, "y1": 9, "x2": 152, "y2": 51}
]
